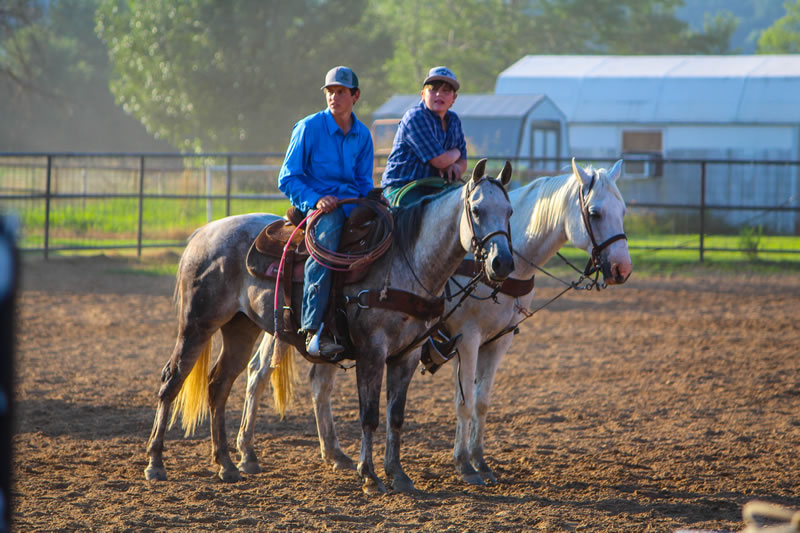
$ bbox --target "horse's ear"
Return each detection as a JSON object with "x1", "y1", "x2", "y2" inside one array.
[
  {"x1": 607, "y1": 160, "x2": 623, "y2": 182},
  {"x1": 471, "y1": 158, "x2": 487, "y2": 183},
  {"x1": 571, "y1": 157, "x2": 592, "y2": 188},
  {"x1": 498, "y1": 160, "x2": 512, "y2": 186}
]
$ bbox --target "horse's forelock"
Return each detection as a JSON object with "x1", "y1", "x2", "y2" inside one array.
[{"x1": 595, "y1": 168, "x2": 625, "y2": 204}]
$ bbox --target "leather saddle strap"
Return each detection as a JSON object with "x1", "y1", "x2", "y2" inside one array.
[
  {"x1": 354, "y1": 288, "x2": 444, "y2": 322},
  {"x1": 455, "y1": 259, "x2": 535, "y2": 298},
  {"x1": 281, "y1": 250, "x2": 295, "y2": 334}
]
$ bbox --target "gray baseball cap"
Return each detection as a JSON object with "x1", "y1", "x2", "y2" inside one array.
[
  {"x1": 423, "y1": 66, "x2": 460, "y2": 91},
  {"x1": 321, "y1": 66, "x2": 359, "y2": 90}
]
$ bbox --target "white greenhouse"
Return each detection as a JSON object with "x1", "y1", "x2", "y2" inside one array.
[{"x1": 494, "y1": 55, "x2": 800, "y2": 233}]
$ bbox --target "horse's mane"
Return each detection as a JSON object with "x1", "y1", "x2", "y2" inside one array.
[
  {"x1": 392, "y1": 185, "x2": 462, "y2": 253},
  {"x1": 522, "y1": 167, "x2": 623, "y2": 238}
]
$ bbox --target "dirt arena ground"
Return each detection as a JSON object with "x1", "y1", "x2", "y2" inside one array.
[{"x1": 10, "y1": 255, "x2": 800, "y2": 532}]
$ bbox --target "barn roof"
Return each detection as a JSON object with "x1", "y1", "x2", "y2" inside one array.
[
  {"x1": 372, "y1": 94, "x2": 565, "y2": 157},
  {"x1": 494, "y1": 55, "x2": 800, "y2": 124}
]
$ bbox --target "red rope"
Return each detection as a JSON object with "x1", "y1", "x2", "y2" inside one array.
[{"x1": 273, "y1": 211, "x2": 315, "y2": 314}]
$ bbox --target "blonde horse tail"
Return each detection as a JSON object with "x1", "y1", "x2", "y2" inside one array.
[
  {"x1": 270, "y1": 338, "x2": 298, "y2": 420},
  {"x1": 168, "y1": 341, "x2": 211, "y2": 437}
]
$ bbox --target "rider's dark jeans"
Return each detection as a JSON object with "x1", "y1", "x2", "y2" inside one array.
[{"x1": 301, "y1": 207, "x2": 345, "y2": 332}]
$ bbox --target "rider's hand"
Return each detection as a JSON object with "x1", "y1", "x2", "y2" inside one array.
[
  {"x1": 315, "y1": 195, "x2": 338, "y2": 213},
  {"x1": 442, "y1": 164, "x2": 461, "y2": 184}
]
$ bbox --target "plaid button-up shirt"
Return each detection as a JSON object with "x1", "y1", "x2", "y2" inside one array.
[{"x1": 381, "y1": 101, "x2": 466, "y2": 188}]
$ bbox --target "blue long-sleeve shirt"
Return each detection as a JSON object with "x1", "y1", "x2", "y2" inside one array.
[{"x1": 278, "y1": 109, "x2": 374, "y2": 215}]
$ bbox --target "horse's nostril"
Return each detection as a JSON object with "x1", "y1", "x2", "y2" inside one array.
[{"x1": 492, "y1": 255, "x2": 512, "y2": 275}]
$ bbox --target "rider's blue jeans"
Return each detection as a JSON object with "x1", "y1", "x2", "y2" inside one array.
[{"x1": 301, "y1": 208, "x2": 345, "y2": 332}]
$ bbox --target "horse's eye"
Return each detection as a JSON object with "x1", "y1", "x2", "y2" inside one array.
[
  {"x1": 471, "y1": 206, "x2": 480, "y2": 217},
  {"x1": 588, "y1": 208, "x2": 601, "y2": 219}
]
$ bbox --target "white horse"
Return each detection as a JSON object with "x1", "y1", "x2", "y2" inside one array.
[{"x1": 237, "y1": 158, "x2": 632, "y2": 486}]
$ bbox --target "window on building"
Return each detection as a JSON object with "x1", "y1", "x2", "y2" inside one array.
[
  {"x1": 622, "y1": 130, "x2": 663, "y2": 178},
  {"x1": 530, "y1": 121, "x2": 561, "y2": 172}
]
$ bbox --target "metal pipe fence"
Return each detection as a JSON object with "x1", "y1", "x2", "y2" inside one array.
[{"x1": 1, "y1": 152, "x2": 798, "y2": 262}]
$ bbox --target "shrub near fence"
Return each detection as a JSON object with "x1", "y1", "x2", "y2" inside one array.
[{"x1": 1, "y1": 153, "x2": 799, "y2": 263}]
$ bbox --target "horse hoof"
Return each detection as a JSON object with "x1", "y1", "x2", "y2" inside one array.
[
  {"x1": 329, "y1": 455, "x2": 356, "y2": 472},
  {"x1": 144, "y1": 465, "x2": 167, "y2": 481},
  {"x1": 461, "y1": 472, "x2": 486, "y2": 486},
  {"x1": 362, "y1": 478, "x2": 387, "y2": 496},
  {"x1": 237, "y1": 460, "x2": 262, "y2": 475},
  {"x1": 479, "y1": 470, "x2": 498, "y2": 485},
  {"x1": 390, "y1": 475, "x2": 416, "y2": 494},
  {"x1": 218, "y1": 468, "x2": 243, "y2": 483}
]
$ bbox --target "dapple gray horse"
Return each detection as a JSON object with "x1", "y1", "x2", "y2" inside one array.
[
  {"x1": 238, "y1": 158, "x2": 632, "y2": 486},
  {"x1": 144, "y1": 159, "x2": 514, "y2": 494}
]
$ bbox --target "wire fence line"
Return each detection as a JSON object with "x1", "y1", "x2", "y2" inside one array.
[{"x1": 0, "y1": 152, "x2": 798, "y2": 262}]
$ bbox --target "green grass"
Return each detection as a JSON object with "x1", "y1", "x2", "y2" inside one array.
[
  {"x1": 64, "y1": 236, "x2": 799, "y2": 280},
  {"x1": 9, "y1": 197, "x2": 292, "y2": 248},
  {"x1": 550, "y1": 239, "x2": 800, "y2": 277},
  {"x1": 7, "y1": 195, "x2": 799, "y2": 276}
]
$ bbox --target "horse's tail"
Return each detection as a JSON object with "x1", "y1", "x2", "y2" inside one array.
[
  {"x1": 270, "y1": 337, "x2": 298, "y2": 420},
  {"x1": 168, "y1": 340, "x2": 211, "y2": 437}
]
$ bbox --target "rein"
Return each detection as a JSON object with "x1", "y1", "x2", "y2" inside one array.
[
  {"x1": 578, "y1": 172, "x2": 627, "y2": 279},
  {"x1": 480, "y1": 171, "x2": 627, "y2": 346},
  {"x1": 387, "y1": 175, "x2": 512, "y2": 359},
  {"x1": 397, "y1": 176, "x2": 511, "y2": 299}
]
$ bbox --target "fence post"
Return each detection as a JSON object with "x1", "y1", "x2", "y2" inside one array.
[
  {"x1": 225, "y1": 155, "x2": 232, "y2": 217},
  {"x1": 699, "y1": 160, "x2": 706, "y2": 263},
  {"x1": 137, "y1": 156, "x2": 145, "y2": 258},
  {"x1": 44, "y1": 155, "x2": 52, "y2": 260}
]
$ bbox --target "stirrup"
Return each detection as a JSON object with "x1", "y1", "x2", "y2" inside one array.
[
  {"x1": 306, "y1": 322, "x2": 344, "y2": 360},
  {"x1": 420, "y1": 331, "x2": 462, "y2": 375}
]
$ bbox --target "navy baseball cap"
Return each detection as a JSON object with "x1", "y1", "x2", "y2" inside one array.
[
  {"x1": 423, "y1": 66, "x2": 460, "y2": 91},
  {"x1": 321, "y1": 66, "x2": 359, "y2": 90}
]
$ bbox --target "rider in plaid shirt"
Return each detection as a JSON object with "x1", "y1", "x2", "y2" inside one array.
[{"x1": 381, "y1": 66, "x2": 467, "y2": 206}]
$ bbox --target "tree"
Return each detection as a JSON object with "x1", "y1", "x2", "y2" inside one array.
[
  {"x1": 96, "y1": 0, "x2": 392, "y2": 152},
  {"x1": 368, "y1": 0, "x2": 736, "y2": 95},
  {"x1": 758, "y1": 0, "x2": 800, "y2": 53},
  {"x1": 0, "y1": 0, "x2": 172, "y2": 152},
  {"x1": 0, "y1": 0, "x2": 47, "y2": 95}
]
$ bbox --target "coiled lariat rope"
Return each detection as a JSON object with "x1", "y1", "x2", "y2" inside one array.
[
  {"x1": 272, "y1": 198, "x2": 393, "y2": 339},
  {"x1": 304, "y1": 197, "x2": 394, "y2": 271}
]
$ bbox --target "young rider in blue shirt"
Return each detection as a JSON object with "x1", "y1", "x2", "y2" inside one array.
[
  {"x1": 381, "y1": 66, "x2": 467, "y2": 206},
  {"x1": 278, "y1": 66, "x2": 374, "y2": 361}
]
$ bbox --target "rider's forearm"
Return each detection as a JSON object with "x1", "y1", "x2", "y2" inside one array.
[{"x1": 428, "y1": 148, "x2": 462, "y2": 170}]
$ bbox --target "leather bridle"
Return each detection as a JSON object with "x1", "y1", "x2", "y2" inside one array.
[
  {"x1": 578, "y1": 171, "x2": 627, "y2": 278},
  {"x1": 463, "y1": 175, "x2": 514, "y2": 275}
]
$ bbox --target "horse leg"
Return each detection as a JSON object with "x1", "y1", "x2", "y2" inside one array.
[
  {"x1": 208, "y1": 313, "x2": 262, "y2": 482},
  {"x1": 145, "y1": 329, "x2": 214, "y2": 481},
  {"x1": 356, "y1": 352, "x2": 387, "y2": 495},
  {"x1": 469, "y1": 337, "x2": 511, "y2": 485},
  {"x1": 384, "y1": 351, "x2": 420, "y2": 493},
  {"x1": 452, "y1": 337, "x2": 484, "y2": 485},
  {"x1": 310, "y1": 362, "x2": 355, "y2": 471},
  {"x1": 236, "y1": 333, "x2": 273, "y2": 475}
]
